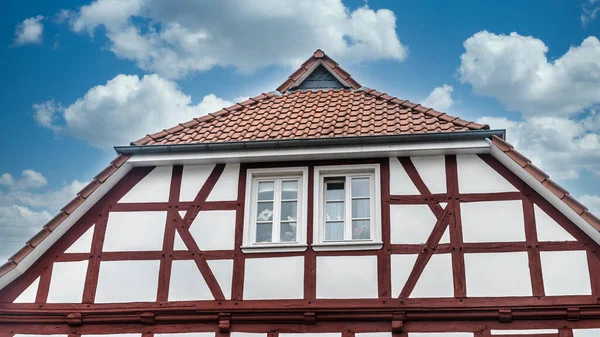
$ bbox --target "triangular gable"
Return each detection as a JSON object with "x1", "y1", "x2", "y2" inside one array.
[{"x1": 276, "y1": 49, "x2": 361, "y2": 93}]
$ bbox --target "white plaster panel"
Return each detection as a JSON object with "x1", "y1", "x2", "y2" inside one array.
[
  {"x1": 316, "y1": 255, "x2": 378, "y2": 298},
  {"x1": 534, "y1": 205, "x2": 575, "y2": 241},
  {"x1": 208, "y1": 259, "x2": 234, "y2": 300},
  {"x1": 190, "y1": 210, "x2": 236, "y2": 251},
  {"x1": 103, "y1": 211, "x2": 166, "y2": 252},
  {"x1": 574, "y1": 329, "x2": 600, "y2": 337},
  {"x1": 408, "y1": 333, "x2": 473, "y2": 337},
  {"x1": 411, "y1": 253, "x2": 454, "y2": 298},
  {"x1": 389, "y1": 157, "x2": 419, "y2": 195},
  {"x1": 207, "y1": 163, "x2": 240, "y2": 201},
  {"x1": 281, "y1": 334, "x2": 340, "y2": 337},
  {"x1": 540, "y1": 250, "x2": 591, "y2": 296},
  {"x1": 119, "y1": 165, "x2": 172, "y2": 203},
  {"x1": 461, "y1": 201, "x2": 526, "y2": 242},
  {"x1": 391, "y1": 254, "x2": 418, "y2": 297},
  {"x1": 65, "y1": 224, "x2": 94, "y2": 253},
  {"x1": 231, "y1": 334, "x2": 266, "y2": 337},
  {"x1": 465, "y1": 252, "x2": 532, "y2": 297},
  {"x1": 491, "y1": 330, "x2": 558, "y2": 335},
  {"x1": 411, "y1": 155, "x2": 447, "y2": 194},
  {"x1": 156, "y1": 334, "x2": 214, "y2": 337},
  {"x1": 96, "y1": 260, "x2": 159, "y2": 303},
  {"x1": 356, "y1": 333, "x2": 391, "y2": 337},
  {"x1": 47, "y1": 261, "x2": 88, "y2": 303},
  {"x1": 391, "y1": 205, "x2": 439, "y2": 244},
  {"x1": 16, "y1": 335, "x2": 68, "y2": 337},
  {"x1": 169, "y1": 260, "x2": 213, "y2": 301},
  {"x1": 83, "y1": 334, "x2": 141, "y2": 337},
  {"x1": 457, "y1": 155, "x2": 517, "y2": 193},
  {"x1": 440, "y1": 226, "x2": 450, "y2": 244},
  {"x1": 244, "y1": 256, "x2": 304, "y2": 299},
  {"x1": 173, "y1": 230, "x2": 187, "y2": 250},
  {"x1": 180, "y1": 164, "x2": 215, "y2": 201},
  {"x1": 14, "y1": 277, "x2": 39, "y2": 303}
]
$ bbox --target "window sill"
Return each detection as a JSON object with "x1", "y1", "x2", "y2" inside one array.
[
  {"x1": 241, "y1": 243, "x2": 308, "y2": 254},
  {"x1": 311, "y1": 241, "x2": 383, "y2": 251}
]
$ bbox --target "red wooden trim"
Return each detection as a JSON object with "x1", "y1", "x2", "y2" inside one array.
[
  {"x1": 378, "y1": 158, "x2": 391, "y2": 298},
  {"x1": 459, "y1": 191, "x2": 522, "y2": 202},
  {"x1": 587, "y1": 249, "x2": 600, "y2": 296},
  {"x1": 34, "y1": 262, "x2": 52, "y2": 304},
  {"x1": 110, "y1": 200, "x2": 237, "y2": 212},
  {"x1": 182, "y1": 164, "x2": 226, "y2": 227},
  {"x1": 523, "y1": 196, "x2": 545, "y2": 297},
  {"x1": 53, "y1": 250, "x2": 234, "y2": 262},
  {"x1": 391, "y1": 244, "x2": 452, "y2": 254},
  {"x1": 82, "y1": 211, "x2": 108, "y2": 304},
  {"x1": 492, "y1": 334, "x2": 558, "y2": 337},
  {"x1": 243, "y1": 157, "x2": 384, "y2": 170},
  {"x1": 175, "y1": 213, "x2": 225, "y2": 300},
  {"x1": 389, "y1": 194, "x2": 446, "y2": 204},
  {"x1": 398, "y1": 207, "x2": 450, "y2": 298},
  {"x1": 0, "y1": 168, "x2": 153, "y2": 303},
  {"x1": 446, "y1": 155, "x2": 466, "y2": 298},
  {"x1": 232, "y1": 164, "x2": 248, "y2": 300},
  {"x1": 305, "y1": 164, "x2": 317, "y2": 300},
  {"x1": 398, "y1": 157, "x2": 443, "y2": 217},
  {"x1": 559, "y1": 329, "x2": 574, "y2": 337},
  {"x1": 157, "y1": 165, "x2": 183, "y2": 301}
]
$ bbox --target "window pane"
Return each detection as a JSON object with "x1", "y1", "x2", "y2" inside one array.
[
  {"x1": 325, "y1": 221, "x2": 344, "y2": 241},
  {"x1": 326, "y1": 201, "x2": 344, "y2": 221},
  {"x1": 352, "y1": 220, "x2": 371, "y2": 240},
  {"x1": 325, "y1": 179, "x2": 345, "y2": 200},
  {"x1": 352, "y1": 178, "x2": 370, "y2": 198},
  {"x1": 256, "y1": 202, "x2": 273, "y2": 221},
  {"x1": 281, "y1": 201, "x2": 297, "y2": 221},
  {"x1": 280, "y1": 222, "x2": 297, "y2": 242},
  {"x1": 352, "y1": 199, "x2": 370, "y2": 218},
  {"x1": 257, "y1": 181, "x2": 274, "y2": 200},
  {"x1": 281, "y1": 180, "x2": 298, "y2": 200},
  {"x1": 256, "y1": 222, "x2": 272, "y2": 242}
]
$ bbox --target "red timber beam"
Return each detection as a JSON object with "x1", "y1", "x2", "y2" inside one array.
[{"x1": 478, "y1": 154, "x2": 600, "y2": 297}]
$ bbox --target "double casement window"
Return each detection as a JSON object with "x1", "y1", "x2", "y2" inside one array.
[
  {"x1": 243, "y1": 168, "x2": 309, "y2": 252},
  {"x1": 243, "y1": 164, "x2": 381, "y2": 253},
  {"x1": 314, "y1": 164, "x2": 382, "y2": 250}
]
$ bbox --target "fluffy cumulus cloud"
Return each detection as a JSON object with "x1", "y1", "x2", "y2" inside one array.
[
  {"x1": 0, "y1": 174, "x2": 87, "y2": 262},
  {"x1": 580, "y1": 195, "x2": 600, "y2": 216},
  {"x1": 582, "y1": 0, "x2": 600, "y2": 26},
  {"x1": 34, "y1": 73, "x2": 232, "y2": 148},
  {"x1": 459, "y1": 31, "x2": 600, "y2": 117},
  {"x1": 422, "y1": 84, "x2": 454, "y2": 111},
  {"x1": 62, "y1": 0, "x2": 407, "y2": 78},
  {"x1": 13, "y1": 15, "x2": 44, "y2": 45},
  {"x1": 478, "y1": 114, "x2": 600, "y2": 181}
]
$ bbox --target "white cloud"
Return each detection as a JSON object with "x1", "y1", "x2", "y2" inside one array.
[
  {"x1": 477, "y1": 113, "x2": 600, "y2": 180},
  {"x1": 582, "y1": 0, "x2": 600, "y2": 26},
  {"x1": 34, "y1": 73, "x2": 232, "y2": 148},
  {"x1": 422, "y1": 84, "x2": 454, "y2": 111},
  {"x1": 580, "y1": 194, "x2": 600, "y2": 216},
  {"x1": 65, "y1": 0, "x2": 407, "y2": 78},
  {"x1": 13, "y1": 15, "x2": 44, "y2": 45},
  {"x1": 459, "y1": 31, "x2": 600, "y2": 117},
  {"x1": 0, "y1": 170, "x2": 48, "y2": 190},
  {"x1": 0, "y1": 177, "x2": 87, "y2": 262}
]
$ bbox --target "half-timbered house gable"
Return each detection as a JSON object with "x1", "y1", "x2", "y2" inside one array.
[{"x1": 1, "y1": 50, "x2": 599, "y2": 337}]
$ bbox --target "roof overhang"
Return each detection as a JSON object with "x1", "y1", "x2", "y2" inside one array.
[{"x1": 117, "y1": 130, "x2": 505, "y2": 157}]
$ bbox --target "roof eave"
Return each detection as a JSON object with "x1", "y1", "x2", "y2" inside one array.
[{"x1": 115, "y1": 130, "x2": 506, "y2": 155}]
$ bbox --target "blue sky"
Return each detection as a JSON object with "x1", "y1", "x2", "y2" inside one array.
[{"x1": 1, "y1": 0, "x2": 600, "y2": 261}]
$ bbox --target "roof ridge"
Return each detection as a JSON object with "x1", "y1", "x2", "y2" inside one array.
[
  {"x1": 131, "y1": 92, "x2": 277, "y2": 146},
  {"x1": 359, "y1": 87, "x2": 489, "y2": 131}
]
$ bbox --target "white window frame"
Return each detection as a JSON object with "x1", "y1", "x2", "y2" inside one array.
[
  {"x1": 313, "y1": 164, "x2": 382, "y2": 251},
  {"x1": 242, "y1": 167, "x2": 309, "y2": 253}
]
